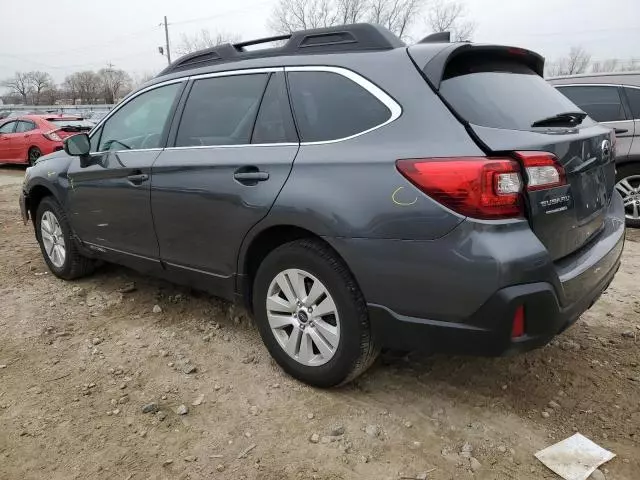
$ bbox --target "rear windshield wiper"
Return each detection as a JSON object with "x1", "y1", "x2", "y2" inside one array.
[{"x1": 531, "y1": 111, "x2": 587, "y2": 128}]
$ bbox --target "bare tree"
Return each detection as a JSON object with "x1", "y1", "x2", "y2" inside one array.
[
  {"x1": 175, "y1": 29, "x2": 242, "y2": 55},
  {"x1": 131, "y1": 72, "x2": 157, "y2": 89},
  {"x1": 591, "y1": 58, "x2": 619, "y2": 73},
  {"x1": 29, "y1": 71, "x2": 54, "y2": 105},
  {"x1": 426, "y1": 0, "x2": 475, "y2": 41},
  {"x1": 2, "y1": 72, "x2": 33, "y2": 104},
  {"x1": 565, "y1": 46, "x2": 591, "y2": 75},
  {"x1": 268, "y1": 0, "x2": 424, "y2": 40},
  {"x1": 98, "y1": 67, "x2": 132, "y2": 104},
  {"x1": 369, "y1": 0, "x2": 422, "y2": 39},
  {"x1": 545, "y1": 46, "x2": 592, "y2": 77}
]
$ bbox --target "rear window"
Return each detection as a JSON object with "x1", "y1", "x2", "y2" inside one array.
[
  {"x1": 49, "y1": 119, "x2": 94, "y2": 129},
  {"x1": 287, "y1": 71, "x2": 391, "y2": 142},
  {"x1": 439, "y1": 60, "x2": 587, "y2": 130}
]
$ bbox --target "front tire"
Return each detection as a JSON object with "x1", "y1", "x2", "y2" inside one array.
[
  {"x1": 35, "y1": 197, "x2": 94, "y2": 279},
  {"x1": 615, "y1": 163, "x2": 640, "y2": 228},
  {"x1": 253, "y1": 239, "x2": 379, "y2": 387}
]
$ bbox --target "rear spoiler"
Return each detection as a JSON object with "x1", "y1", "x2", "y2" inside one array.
[{"x1": 408, "y1": 43, "x2": 545, "y2": 90}]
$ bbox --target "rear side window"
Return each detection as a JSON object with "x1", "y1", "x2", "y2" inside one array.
[
  {"x1": 287, "y1": 71, "x2": 391, "y2": 142},
  {"x1": 251, "y1": 73, "x2": 297, "y2": 144},
  {"x1": 556, "y1": 85, "x2": 626, "y2": 123},
  {"x1": 624, "y1": 87, "x2": 640, "y2": 119},
  {"x1": 176, "y1": 74, "x2": 269, "y2": 147},
  {"x1": 439, "y1": 60, "x2": 584, "y2": 130}
]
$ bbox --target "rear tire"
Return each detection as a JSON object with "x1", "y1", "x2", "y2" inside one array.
[
  {"x1": 35, "y1": 197, "x2": 95, "y2": 280},
  {"x1": 615, "y1": 163, "x2": 640, "y2": 228},
  {"x1": 28, "y1": 147, "x2": 41, "y2": 166},
  {"x1": 253, "y1": 239, "x2": 379, "y2": 387}
]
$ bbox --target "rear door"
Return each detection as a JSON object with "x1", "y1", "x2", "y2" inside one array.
[
  {"x1": 410, "y1": 46, "x2": 617, "y2": 261},
  {"x1": 15, "y1": 120, "x2": 37, "y2": 160},
  {"x1": 0, "y1": 121, "x2": 19, "y2": 161},
  {"x1": 621, "y1": 86, "x2": 640, "y2": 160},
  {"x1": 556, "y1": 84, "x2": 635, "y2": 160},
  {"x1": 151, "y1": 70, "x2": 299, "y2": 295}
]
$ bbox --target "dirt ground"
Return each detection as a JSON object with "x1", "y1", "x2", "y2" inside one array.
[{"x1": 0, "y1": 165, "x2": 638, "y2": 480}]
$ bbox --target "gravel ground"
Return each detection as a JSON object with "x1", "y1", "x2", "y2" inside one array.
[{"x1": 0, "y1": 166, "x2": 638, "y2": 480}]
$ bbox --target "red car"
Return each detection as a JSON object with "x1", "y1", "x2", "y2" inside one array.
[{"x1": 0, "y1": 115, "x2": 93, "y2": 165}]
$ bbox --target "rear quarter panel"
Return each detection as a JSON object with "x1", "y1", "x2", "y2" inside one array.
[{"x1": 258, "y1": 49, "x2": 486, "y2": 241}]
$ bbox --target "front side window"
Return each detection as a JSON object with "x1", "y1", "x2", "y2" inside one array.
[
  {"x1": 16, "y1": 121, "x2": 36, "y2": 133},
  {"x1": 175, "y1": 74, "x2": 269, "y2": 147},
  {"x1": 557, "y1": 85, "x2": 626, "y2": 123},
  {"x1": 0, "y1": 121, "x2": 17, "y2": 134},
  {"x1": 287, "y1": 71, "x2": 392, "y2": 142},
  {"x1": 98, "y1": 82, "x2": 182, "y2": 151}
]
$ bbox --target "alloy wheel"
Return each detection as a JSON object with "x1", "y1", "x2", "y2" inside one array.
[
  {"x1": 266, "y1": 268, "x2": 340, "y2": 366},
  {"x1": 41, "y1": 211, "x2": 66, "y2": 268},
  {"x1": 615, "y1": 175, "x2": 640, "y2": 221}
]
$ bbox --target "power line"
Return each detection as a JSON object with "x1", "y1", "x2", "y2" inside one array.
[{"x1": 169, "y1": 1, "x2": 272, "y2": 26}]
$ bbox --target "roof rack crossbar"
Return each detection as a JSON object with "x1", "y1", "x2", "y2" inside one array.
[{"x1": 235, "y1": 34, "x2": 291, "y2": 50}]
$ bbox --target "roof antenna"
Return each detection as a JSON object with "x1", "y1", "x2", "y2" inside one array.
[{"x1": 419, "y1": 31, "x2": 451, "y2": 43}]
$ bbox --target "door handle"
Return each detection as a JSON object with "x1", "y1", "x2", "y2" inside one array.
[
  {"x1": 233, "y1": 166, "x2": 269, "y2": 185},
  {"x1": 127, "y1": 173, "x2": 149, "y2": 185},
  {"x1": 614, "y1": 128, "x2": 628, "y2": 135}
]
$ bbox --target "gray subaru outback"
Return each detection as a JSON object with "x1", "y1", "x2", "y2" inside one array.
[{"x1": 19, "y1": 24, "x2": 625, "y2": 387}]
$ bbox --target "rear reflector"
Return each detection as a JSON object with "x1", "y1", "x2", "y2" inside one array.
[
  {"x1": 511, "y1": 305, "x2": 525, "y2": 338},
  {"x1": 396, "y1": 158, "x2": 523, "y2": 220},
  {"x1": 515, "y1": 151, "x2": 566, "y2": 191}
]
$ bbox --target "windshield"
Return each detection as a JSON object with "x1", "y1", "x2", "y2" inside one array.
[
  {"x1": 440, "y1": 63, "x2": 593, "y2": 131},
  {"x1": 49, "y1": 119, "x2": 94, "y2": 129}
]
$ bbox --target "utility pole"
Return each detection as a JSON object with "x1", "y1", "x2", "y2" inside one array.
[{"x1": 163, "y1": 16, "x2": 172, "y2": 65}]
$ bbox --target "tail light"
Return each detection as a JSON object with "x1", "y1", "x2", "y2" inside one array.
[
  {"x1": 396, "y1": 157, "x2": 523, "y2": 220},
  {"x1": 43, "y1": 130, "x2": 62, "y2": 142},
  {"x1": 515, "y1": 151, "x2": 566, "y2": 191}
]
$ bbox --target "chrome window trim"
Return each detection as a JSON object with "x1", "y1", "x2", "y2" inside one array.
[
  {"x1": 89, "y1": 65, "x2": 403, "y2": 153},
  {"x1": 285, "y1": 65, "x2": 402, "y2": 145},
  {"x1": 554, "y1": 83, "x2": 640, "y2": 122},
  {"x1": 91, "y1": 148, "x2": 164, "y2": 155},
  {"x1": 165, "y1": 143, "x2": 298, "y2": 151},
  {"x1": 190, "y1": 67, "x2": 284, "y2": 81}
]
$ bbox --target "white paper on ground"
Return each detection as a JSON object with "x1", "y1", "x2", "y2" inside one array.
[{"x1": 534, "y1": 433, "x2": 616, "y2": 480}]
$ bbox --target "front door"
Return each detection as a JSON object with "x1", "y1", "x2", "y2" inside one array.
[
  {"x1": 67, "y1": 81, "x2": 185, "y2": 269},
  {"x1": 151, "y1": 71, "x2": 299, "y2": 296},
  {"x1": 0, "y1": 121, "x2": 19, "y2": 161}
]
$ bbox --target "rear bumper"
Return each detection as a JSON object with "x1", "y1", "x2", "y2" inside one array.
[
  {"x1": 368, "y1": 247, "x2": 621, "y2": 355},
  {"x1": 326, "y1": 192, "x2": 626, "y2": 356}
]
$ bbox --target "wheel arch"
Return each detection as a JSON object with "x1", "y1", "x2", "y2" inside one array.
[
  {"x1": 237, "y1": 224, "x2": 351, "y2": 313},
  {"x1": 26, "y1": 182, "x2": 58, "y2": 226}
]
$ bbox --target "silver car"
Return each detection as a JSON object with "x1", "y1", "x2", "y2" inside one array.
[{"x1": 550, "y1": 72, "x2": 640, "y2": 227}]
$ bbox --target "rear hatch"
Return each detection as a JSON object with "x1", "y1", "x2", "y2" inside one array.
[{"x1": 409, "y1": 45, "x2": 617, "y2": 261}]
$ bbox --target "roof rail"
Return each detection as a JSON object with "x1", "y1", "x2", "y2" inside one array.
[
  {"x1": 419, "y1": 32, "x2": 451, "y2": 43},
  {"x1": 158, "y1": 23, "x2": 405, "y2": 77}
]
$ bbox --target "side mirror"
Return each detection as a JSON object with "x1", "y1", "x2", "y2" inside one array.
[
  {"x1": 64, "y1": 133, "x2": 90, "y2": 156},
  {"x1": 63, "y1": 133, "x2": 92, "y2": 167}
]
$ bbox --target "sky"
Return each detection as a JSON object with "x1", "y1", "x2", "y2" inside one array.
[{"x1": 0, "y1": 0, "x2": 638, "y2": 85}]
